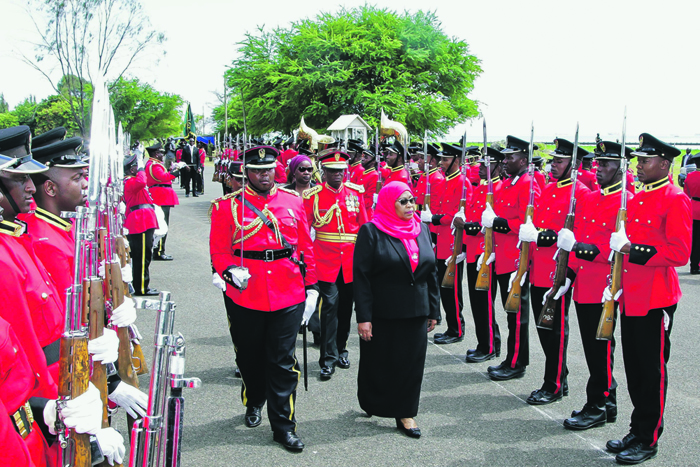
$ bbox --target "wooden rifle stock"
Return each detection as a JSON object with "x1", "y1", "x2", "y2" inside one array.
[
  {"x1": 505, "y1": 205, "x2": 534, "y2": 312},
  {"x1": 424, "y1": 193, "x2": 431, "y2": 209},
  {"x1": 475, "y1": 191, "x2": 494, "y2": 291},
  {"x1": 597, "y1": 209, "x2": 626, "y2": 340},
  {"x1": 58, "y1": 336, "x2": 91, "y2": 467},
  {"x1": 107, "y1": 262, "x2": 139, "y2": 388},
  {"x1": 442, "y1": 199, "x2": 466, "y2": 288},
  {"x1": 537, "y1": 212, "x2": 575, "y2": 330},
  {"x1": 83, "y1": 278, "x2": 109, "y2": 428}
]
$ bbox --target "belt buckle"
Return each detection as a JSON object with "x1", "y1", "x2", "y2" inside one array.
[
  {"x1": 12, "y1": 402, "x2": 33, "y2": 439},
  {"x1": 264, "y1": 250, "x2": 275, "y2": 262}
]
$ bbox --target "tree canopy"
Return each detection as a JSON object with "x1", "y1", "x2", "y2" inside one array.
[
  {"x1": 217, "y1": 6, "x2": 481, "y2": 137},
  {"x1": 110, "y1": 77, "x2": 184, "y2": 141}
]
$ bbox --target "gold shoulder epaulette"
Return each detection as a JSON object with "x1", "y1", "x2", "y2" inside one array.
[
  {"x1": 209, "y1": 190, "x2": 240, "y2": 218},
  {"x1": 344, "y1": 181, "x2": 365, "y2": 193},
  {"x1": 302, "y1": 185, "x2": 323, "y2": 199},
  {"x1": 278, "y1": 186, "x2": 300, "y2": 197}
]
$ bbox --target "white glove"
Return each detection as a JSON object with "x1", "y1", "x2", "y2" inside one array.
[
  {"x1": 446, "y1": 252, "x2": 466, "y2": 266},
  {"x1": 60, "y1": 383, "x2": 103, "y2": 435},
  {"x1": 119, "y1": 202, "x2": 126, "y2": 216},
  {"x1": 301, "y1": 289, "x2": 319, "y2": 325},
  {"x1": 121, "y1": 263, "x2": 133, "y2": 283},
  {"x1": 310, "y1": 227, "x2": 316, "y2": 241},
  {"x1": 88, "y1": 328, "x2": 119, "y2": 364},
  {"x1": 98, "y1": 260, "x2": 106, "y2": 278},
  {"x1": 122, "y1": 237, "x2": 130, "y2": 250},
  {"x1": 177, "y1": 161, "x2": 188, "y2": 170},
  {"x1": 136, "y1": 154, "x2": 145, "y2": 170},
  {"x1": 542, "y1": 278, "x2": 572, "y2": 305},
  {"x1": 212, "y1": 273, "x2": 227, "y2": 291},
  {"x1": 108, "y1": 381, "x2": 148, "y2": 418},
  {"x1": 519, "y1": 219, "x2": 539, "y2": 243},
  {"x1": 557, "y1": 228, "x2": 576, "y2": 252},
  {"x1": 95, "y1": 427, "x2": 125, "y2": 466},
  {"x1": 610, "y1": 226, "x2": 630, "y2": 253},
  {"x1": 420, "y1": 205, "x2": 433, "y2": 223},
  {"x1": 602, "y1": 287, "x2": 623, "y2": 303},
  {"x1": 450, "y1": 207, "x2": 466, "y2": 234},
  {"x1": 481, "y1": 202, "x2": 496, "y2": 228},
  {"x1": 372, "y1": 193, "x2": 378, "y2": 207},
  {"x1": 476, "y1": 252, "x2": 495, "y2": 270},
  {"x1": 507, "y1": 271, "x2": 528, "y2": 292},
  {"x1": 110, "y1": 298, "x2": 136, "y2": 327},
  {"x1": 43, "y1": 399, "x2": 58, "y2": 435}
]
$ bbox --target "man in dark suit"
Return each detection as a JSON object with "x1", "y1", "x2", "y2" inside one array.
[{"x1": 180, "y1": 136, "x2": 201, "y2": 197}]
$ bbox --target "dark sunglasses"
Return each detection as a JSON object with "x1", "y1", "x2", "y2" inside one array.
[
  {"x1": 397, "y1": 197, "x2": 416, "y2": 206},
  {"x1": 297, "y1": 167, "x2": 314, "y2": 173}
]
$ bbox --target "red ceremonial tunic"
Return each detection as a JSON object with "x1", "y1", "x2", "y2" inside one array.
[
  {"x1": 210, "y1": 185, "x2": 317, "y2": 311},
  {"x1": 124, "y1": 169, "x2": 158, "y2": 235},
  {"x1": 175, "y1": 149, "x2": 182, "y2": 163},
  {"x1": 303, "y1": 182, "x2": 368, "y2": 283},
  {"x1": 0, "y1": 221, "x2": 61, "y2": 399},
  {"x1": 348, "y1": 162, "x2": 364, "y2": 184},
  {"x1": 621, "y1": 180, "x2": 691, "y2": 315},
  {"x1": 0, "y1": 317, "x2": 52, "y2": 467},
  {"x1": 577, "y1": 169, "x2": 598, "y2": 191},
  {"x1": 384, "y1": 165, "x2": 410, "y2": 185},
  {"x1": 23, "y1": 208, "x2": 75, "y2": 306},
  {"x1": 432, "y1": 171, "x2": 472, "y2": 260},
  {"x1": 414, "y1": 168, "x2": 446, "y2": 207},
  {"x1": 278, "y1": 149, "x2": 298, "y2": 168},
  {"x1": 493, "y1": 172, "x2": 541, "y2": 276},
  {"x1": 571, "y1": 183, "x2": 632, "y2": 304},
  {"x1": 534, "y1": 170, "x2": 547, "y2": 190},
  {"x1": 463, "y1": 178, "x2": 502, "y2": 263},
  {"x1": 274, "y1": 160, "x2": 287, "y2": 184},
  {"x1": 359, "y1": 168, "x2": 378, "y2": 219},
  {"x1": 146, "y1": 158, "x2": 179, "y2": 207},
  {"x1": 683, "y1": 170, "x2": 700, "y2": 220},
  {"x1": 468, "y1": 164, "x2": 480, "y2": 186},
  {"x1": 530, "y1": 178, "x2": 590, "y2": 287}
]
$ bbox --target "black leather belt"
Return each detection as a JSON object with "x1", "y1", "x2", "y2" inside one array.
[
  {"x1": 43, "y1": 339, "x2": 60, "y2": 367},
  {"x1": 11, "y1": 402, "x2": 34, "y2": 439},
  {"x1": 130, "y1": 204, "x2": 155, "y2": 212},
  {"x1": 153, "y1": 184, "x2": 171, "y2": 188},
  {"x1": 233, "y1": 248, "x2": 293, "y2": 262},
  {"x1": 692, "y1": 197, "x2": 700, "y2": 202}
]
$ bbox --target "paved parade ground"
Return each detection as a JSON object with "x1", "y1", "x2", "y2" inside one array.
[{"x1": 124, "y1": 175, "x2": 700, "y2": 466}]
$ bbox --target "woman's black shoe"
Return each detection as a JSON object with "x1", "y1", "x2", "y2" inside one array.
[{"x1": 395, "y1": 419, "x2": 421, "y2": 438}]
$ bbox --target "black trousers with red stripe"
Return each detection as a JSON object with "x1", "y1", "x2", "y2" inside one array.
[
  {"x1": 574, "y1": 302, "x2": 617, "y2": 407},
  {"x1": 465, "y1": 261, "x2": 500, "y2": 354},
  {"x1": 530, "y1": 285, "x2": 570, "y2": 393},
  {"x1": 127, "y1": 228, "x2": 154, "y2": 295},
  {"x1": 225, "y1": 300, "x2": 303, "y2": 435},
  {"x1": 436, "y1": 260, "x2": 465, "y2": 337},
  {"x1": 621, "y1": 305, "x2": 676, "y2": 447},
  {"x1": 495, "y1": 272, "x2": 529, "y2": 368}
]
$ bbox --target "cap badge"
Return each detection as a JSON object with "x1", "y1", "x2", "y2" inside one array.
[
  {"x1": 600, "y1": 143, "x2": 606, "y2": 153},
  {"x1": 639, "y1": 136, "x2": 643, "y2": 146},
  {"x1": 258, "y1": 149, "x2": 265, "y2": 159},
  {"x1": 335, "y1": 154, "x2": 340, "y2": 161},
  {"x1": 555, "y1": 139, "x2": 559, "y2": 149}
]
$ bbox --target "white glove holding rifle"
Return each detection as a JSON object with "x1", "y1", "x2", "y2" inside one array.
[
  {"x1": 95, "y1": 427, "x2": 126, "y2": 466},
  {"x1": 88, "y1": 328, "x2": 119, "y2": 364},
  {"x1": 542, "y1": 278, "x2": 572, "y2": 304},
  {"x1": 301, "y1": 289, "x2": 319, "y2": 326},
  {"x1": 110, "y1": 297, "x2": 136, "y2": 327},
  {"x1": 43, "y1": 383, "x2": 103, "y2": 435},
  {"x1": 420, "y1": 205, "x2": 433, "y2": 223},
  {"x1": 507, "y1": 271, "x2": 528, "y2": 292},
  {"x1": 108, "y1": 381, "x2": 148, "y2": 418}
]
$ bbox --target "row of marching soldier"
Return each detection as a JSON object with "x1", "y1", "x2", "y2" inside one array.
[{"x1": 209, "y1": 114, "x2": 692, "y2": 465}]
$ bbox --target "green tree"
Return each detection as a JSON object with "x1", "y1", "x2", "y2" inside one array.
[
  {"x1": 110, "y1": 77, "x2": 183, "y2": 141},
  {"x1": 0, "y1": 94, "x2": 9, "y2": 113},
  {"x1": 34, "y1": 96, "x2": 81, "y2": 135},
  {"x1": 13, "y1": 97, "x2": 39, "y2": 133},
  {"x1": 219, "y1": 6, "x2": 481, "y2": 136},
  {"x1": 0, "y1": 113, "x2": 20, "y2": 130}
]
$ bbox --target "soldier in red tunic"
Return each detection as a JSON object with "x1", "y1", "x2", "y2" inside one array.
[
  {"x1": 519, "y1": 138, "x2": 590, "y2": 405},
  {"x1": 382, "y1": 141, "x2": 410, "y2": 185},
  {"x1": 422, "y1": 143, "x2": 472, "y2": 345},
  {"x1": 557, "y1": 141, "x2": 632, "y2": 431},
  {"x1": 210, "y1": 145, "x2": 318, "y2": 452},
  {"x1": 145, "y1": 142, "x2": 184, "y2": 261},
  {"x1": 347, "y1": 140, "x2": 366, "y2": 184},
  {"x1": 682, "y1": 153, "x2": 700, "y2": 274},
  {"x1": 359, "y1": 148, "x2": 379, "y2": 219},
  {"x1": 482, "y1": 136, "x2": 542, "y2": 381},
  {"x1": 578, "y1": 153, "x2": 598, "y2": 191},
  {"x1": 414, "y1": 143, "x2": 446, "y2": 210},
  {"x1": 604, "y1": 133, "x2": 691, "y2": 465},
  {"x1": 123, "y1": 153, "x2": 159, "y2": 296},
  {"x1": 453, "y1": 146, "x2": 504, "y2": 363},
  {"x1": 303, "y1": 150, "x2": 368, "y2": 379}
]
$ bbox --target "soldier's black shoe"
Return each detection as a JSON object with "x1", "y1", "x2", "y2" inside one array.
[
  {"x1": 320, "y1": 366, "x2": 335, "y2": 380},
  {"x1": 690, "y1": 269, "x2": 700, "y2": 275},
  {"x1": 434, "y1": 332, "x2": 445, "y2": 339},
  {"x1": 466, "y1": 348, "x2": 478, "y2": 356},
  {"x1": 488, "y1": 364, "x2": 526, "y2": 381},
  {"x1": 244, "y1": 406, "x2": 262, "y2": 428},
  {"x1": 564, "y1": 404, "x2": 606, "y2": 430},
  {"x1": 526, "y1": 388, "x2": 564, "y2": 405},
  {"x1": 607, "y1": 405, "x2": 618, "y2": 423},
  {"x1": 434, "y1": 334, "x2": 463, "y2": 345},
  {"x1": 134, "y1": 288, "x2": 159, "y2": 296},
  {"x1": 185, "y1": 193, "x2": 189, "y2": 198},
  {"x1": 606, "y1": 433, "x2": 638, "y2": 453},
  {"x1": 466, "y1": 349, "x2": 499, "y2": 363},
  {"x1": 273, "y1": 431, "x2": 304, "y2": 452},
  {"x1": 153, "y1": 254, "x2": 173, "y2": 261},
  {"x1": 337, "y1": 357, "x2": 350, "y2": 369},
  {"x1": 487, "y1": 360, "x2": 506, "y2": 373},
  {"x1": 615, "y1": 440, "x2": 657, "y2": 465},
  {"x1": 192, "y1": 193, "x2": 199, "y2": 197}
]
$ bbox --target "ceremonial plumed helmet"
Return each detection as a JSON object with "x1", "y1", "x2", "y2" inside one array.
[
  {"x1": 632, "y1": 133, "x2": 681, "y2": 161},
  {"x1": 243, "y1": 145, "x2": 278, "y2": 169},
  {"x1": 32, "y1": 137, "x2": 88, "y2": 168}
]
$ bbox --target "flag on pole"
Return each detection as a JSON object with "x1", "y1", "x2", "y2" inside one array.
[{"x1": 183, "y1": 102, "x2": 196, "y2": 138}]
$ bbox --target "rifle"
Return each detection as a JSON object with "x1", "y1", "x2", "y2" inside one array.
[
  {"x1": 537, "y1": 124, "x2": 580, "y2": 330},
  {"x1": 129, "y1": 292, "x2": 201, "y2": 467},
  {"x1": 476, "y1": 119, "x2": 493, "y2": 291},
  {"x1": 423, "y1": 130, "x2": 431, "y2": 209},
  {"x1": 375, "y1": 128, "x2": 383, "y2": 195},
  {"x1": 505, "y1": 123, "x2": 536, "y2": 312},
  {"x1": 442, "y1": 131, "x2": 468, "y2": 288},
  {"x1": 597, "y1": 110, "x2": 628, "y2": 340}
]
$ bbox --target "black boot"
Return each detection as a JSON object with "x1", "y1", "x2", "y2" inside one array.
[{"x1": 564, "y1": 402, "x2": 606, "y2": 430}]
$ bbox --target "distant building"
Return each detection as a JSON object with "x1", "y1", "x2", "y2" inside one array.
[{"x1": 327, "y1": 114, "x2": 372, "y2": 145}]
